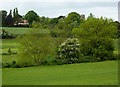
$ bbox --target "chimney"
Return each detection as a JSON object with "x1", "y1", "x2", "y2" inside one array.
[{"x1": 80, "y1": 14, "x2": 85, "y2": 19}]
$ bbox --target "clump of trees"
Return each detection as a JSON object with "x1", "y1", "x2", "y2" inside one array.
[
  {"x1": 73, "y1": 15, "x2": 118, "y2": 61},
  {"x1": 0, "y1": 8, "x2": 22, "y2": 27},
  {"x1": 57, "y1": 12, "x2": 82, "y2": 31}
]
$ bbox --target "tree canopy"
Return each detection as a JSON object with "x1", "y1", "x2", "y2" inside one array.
[
  {"x1": 25, "y1": 10, "x2": 39, "y2": 24},
  {"x1": 73, "y1": 17, "x2": 117, "y2": 61},
  {"x1": 0, "y1": 10, "x2": 7, "y2": 27}
]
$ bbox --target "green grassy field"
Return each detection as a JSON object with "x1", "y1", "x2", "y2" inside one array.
[
  {"x1": 1, "y1": 27, "x2": 50, "y2": 63},
  {"x1": 2, "y1": 27, "x2": 30, "y2": 35},
  {"x1": 2, "y1": 60, "x2": 118, "y2": 85},
  {"x1": 1, "y1": 39, "x2": 18, "y2": 63},
  {"x1": 2, "y1": 27, "x2": 49, "y2": 35}
]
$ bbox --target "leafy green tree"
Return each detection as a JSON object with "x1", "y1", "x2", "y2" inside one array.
[
  {"x1": 0, "y1": 10, "x2": 7, "y2": 27},
  {"x1": 65, "y1": 12, "x2": 81, "y2": 30},
  {"x1": 73, "y1": 17, "x2": 117, "y2": 61},
  {"x1": 17, "y1": 28, "x2": 56, "y2": 67},
  {"x1": 57, "y1": 12, "x2": 81, "y2": 31},
  {"x1": 25, "y1": 10, "x2": 39, "y2": 24},
  {"x1": 49, "y1": 18, "x2": 59, "y2": 25},
  {"x1": 32, "y1": 21, "x2": 43, "y2": 29},
  {"x1": 66, "y1": 12, "x2": 81, "y2": 24},
  {"x1": 39, "y1": 16, "x2": 50, "y2": 29},
  {"x1": 114, "y1": 21, "x2": 120, "y2": 38},
  {"x1": 57, "y1": 19, "x2": 65, "y2": 30},
  {"x1": 87, "y1": 13, "x2": 95, "y2": 19}
]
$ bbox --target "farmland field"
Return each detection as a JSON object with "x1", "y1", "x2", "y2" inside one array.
[
  {"x1": 1, "y1": 39, "x2": 18, "y2": 63},
  {"x1": 2, "y1": 60, "x2": 118, "y2": 85},
  {"x1": 2, "y1": 27, "x2": 49, "y2": 35},
  {"x1": 2, "y1": 27, "x2": 30, "y2": 35}
]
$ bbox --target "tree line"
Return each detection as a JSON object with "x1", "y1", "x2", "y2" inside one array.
[{"x1": 0, "y1": 8, "x2": 22, "y2": 27}]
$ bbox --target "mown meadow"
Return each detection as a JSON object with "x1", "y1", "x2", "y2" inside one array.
[{"x1": 3, "y1": 61, "x2": 118, "y2": 85}]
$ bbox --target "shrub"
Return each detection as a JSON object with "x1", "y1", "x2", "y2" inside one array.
[
  {"x1": 2, "y1": 61, "x2": 21, "y2": 68},
  {"x1": 8, "y1": 48, "x2": 12, "y2": 54},
  {"x1": 50, "y1": 29, "x2": 61, "y2": 37},
  {"x1": 73, "y1": 17, "x2": 117, "y2": 61},
  {"x1": 58, "y1": 38, "x2": 80, "y2": 64},
  {"x1": 17, "y1": 28, "x2": 56, "y2": 67},
  {"x1": 2, "y1": 63, "x2": 10, "y2": 68},
  {"x1": 78, "y1": 56, "x2": 99, "y2": 63},
  {"x1": 1, "y1": 28, "x2": 15, "y2": 39},
  {"x1": 79, "y1": 37, "x2": 115, "y2": 61}
]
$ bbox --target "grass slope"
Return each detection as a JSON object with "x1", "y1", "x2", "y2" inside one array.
[
  {"x1": 2, "y1": 27, "x2": 49, "y2": 35},
  {"x1": 2, "y1": 61, "x2": 118, "y2": 85},
  {"x1": 1, "y1": 39, "x2": 18, "y2": 63},
  {"x1": 2, "y1": 27, "x2": 30, "y2": 35}
]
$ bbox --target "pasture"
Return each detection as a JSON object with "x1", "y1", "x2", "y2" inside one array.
[
  {"x1": 2, "y1": 27, "x2": 30, "y2": 35},
  {"x1": 2, "y1": 61, "x2": 118, "y2": 85},
  {"x1": 2, "y1": 27, "x2": 49, "y2": 35}
]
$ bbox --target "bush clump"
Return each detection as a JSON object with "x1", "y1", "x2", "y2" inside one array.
[
  {"x1": 58, "y1": 38, "x2": 80, "y2": 64},
  {"x1": 1, "y1": 28, "x2": 15, "y2": 39}
]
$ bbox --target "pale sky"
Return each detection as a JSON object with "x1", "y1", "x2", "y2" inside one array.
[{"x1": 0, "y1": 0, "x2": 119, "y2": 21}]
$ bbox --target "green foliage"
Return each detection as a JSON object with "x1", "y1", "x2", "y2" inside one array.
[
  {"x1": 49, "y1": 18, "x2": 59, "y2": 25},
  {"x1": 32, "y1": 21, "x2": 43, "y2": 28},
  {"x1": 57, "y1": 19, "x2": 65, "y2": 30},
  {"x1": 67, "y1": 12, "x2": 81, "y2": 24},
  {"x1": 57, "y1": 12, "x2": 82, "y2": 31},
  {"x1": 0, "y1": 10, "x2": 7, "y2": 27},
  {"x1": 18, "y1": 28, "x2": 56, "y2": 66},
  {"x1": 1, "y1": 28, "x2": 15, "y2": 39},
  {"x1": 87, "y1": 13, "x2": 95, "y2": 19},
  {"x1": 25, "y1": 10, "x2": 39, "y2": 24},
  {"x1": 78, "y1": 56, "x2": 97, "y2": 63},
  {"x1": 64, "y1": 12, "x2": 81, "y2": 30},
  {"x1": 2, "y1": 61, "x2": 21, "y2": 68},
  {"x1": 73, "y1": 17, "x2": 118, "y2": 61},
  {"x1": 38, "y1": 16, "x2": 50, "y2": 29},
  {"x1": 58, "y1": 38, "x2": 80, "y2": 64}
]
